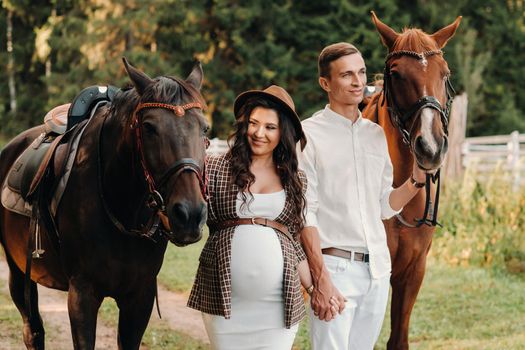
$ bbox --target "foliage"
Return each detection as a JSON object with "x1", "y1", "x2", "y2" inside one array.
[
  {"x1": 433, "y1": 165, "x2": 525, "y2": 274},
  {"x1": 1, "y1": 0, "x2": 524, "y2": 140}
]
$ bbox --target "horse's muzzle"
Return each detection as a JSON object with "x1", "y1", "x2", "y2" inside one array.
[
  {"x1": 413, "y1": 134, "x2": 448, "y2": 171},
  {"x1": 165, "y1": 200, "x2": 207, "y2": 246}
]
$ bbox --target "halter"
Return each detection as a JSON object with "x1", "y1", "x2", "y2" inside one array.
[
  {"x1": 382, "y1": 49, "x2": 455, "y2": 227},
  {"x1": 98, "y1": 101, "x2": 209, "y2": 241},
  {"x1": 131, "y1": 101, "x2": 208, "y2": 200},
  {"x1": 382, "y1": 49, "x2": 455, "y2": 146}
]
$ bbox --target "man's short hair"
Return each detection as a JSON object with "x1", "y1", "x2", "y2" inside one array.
[{"x1": 318, "y1": 42, "x2": 362, "y2": 78}]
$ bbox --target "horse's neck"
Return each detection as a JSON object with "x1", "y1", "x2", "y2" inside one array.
[
  {"x1": 100, "y1": 117, "x2": 146, "y2": 215},
  {"x1": 363, "y1": 92, "x2": 412, "y2": 187}
]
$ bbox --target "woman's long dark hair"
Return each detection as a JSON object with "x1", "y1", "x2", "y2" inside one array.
[{"x1": 228, "y1": 96, "x2": 306, "y2": 232}]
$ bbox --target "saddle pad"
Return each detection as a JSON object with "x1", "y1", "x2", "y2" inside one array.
[{"x1": 1, "y1": 178, "x2": 32, "y2": 216}]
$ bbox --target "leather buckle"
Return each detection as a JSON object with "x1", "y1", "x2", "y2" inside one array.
[{"x1": 251, "y1": 217, "x2": 268, "y2": 227}]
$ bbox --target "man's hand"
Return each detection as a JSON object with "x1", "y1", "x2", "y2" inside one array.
[
  {"x1": 311, "y1": 269, "x2": 346, "y2": 321},
  {"x1": 412, "y1": 161, "x2": 427, "y2": 183}
]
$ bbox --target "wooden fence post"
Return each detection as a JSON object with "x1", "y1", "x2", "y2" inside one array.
[
  {"x1": 509, "y1": 130, "x2": 520, "y2": 190},
  {"x1": 443, "y1": 93, "x2": 468, "y2": 179}
]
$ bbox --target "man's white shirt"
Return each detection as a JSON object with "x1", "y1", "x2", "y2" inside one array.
[{"x1": 298, "y1": 105, "x2": 401, "y2": 279}]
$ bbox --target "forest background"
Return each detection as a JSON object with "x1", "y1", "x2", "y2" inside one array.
[{"x1": 1, "y1": 0, "x2": 524, "y2": 141}]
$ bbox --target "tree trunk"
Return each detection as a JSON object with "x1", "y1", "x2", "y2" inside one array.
[{"x1": 7, "y1": 10, "x2": 17, "y2": 113}]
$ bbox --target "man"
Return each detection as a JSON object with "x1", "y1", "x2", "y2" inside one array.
[{"x1": 298, "y1": 42, "x2": 426, "y2": 349}]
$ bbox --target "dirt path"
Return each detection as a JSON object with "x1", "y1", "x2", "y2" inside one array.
[
  {"x1": 0, "y1": 258, "x2": 208, "y2": 349},
  {"x1": 153, "y1": 284, "x2": 209, "y2": 343}
]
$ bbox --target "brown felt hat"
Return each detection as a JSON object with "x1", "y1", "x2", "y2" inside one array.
[{"x1": 234, "y1": 85, "x2": 306, "y2": 149}]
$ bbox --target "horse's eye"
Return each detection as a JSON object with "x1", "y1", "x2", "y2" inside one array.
[
  {"x1": 142, "y1": 122, "x2": 158, "y2": 135},
  {"x1": 203, "y1": 125, "x2": 210, "y2": 135},
  {"x1": 390, "y1": 71, "x2": 403, "y2": 80}
]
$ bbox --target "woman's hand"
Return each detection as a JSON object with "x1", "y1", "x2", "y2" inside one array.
[{"x1": 311, "y1": 269, "x2": 346, "y2": 321}]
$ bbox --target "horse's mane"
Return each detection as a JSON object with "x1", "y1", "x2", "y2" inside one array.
[
  {"x1": 110, "y1": 76, "x2": 207, "y2": 122},
  {"x1": 392, "y1": 28, "x2": 439, "y2": 52}
]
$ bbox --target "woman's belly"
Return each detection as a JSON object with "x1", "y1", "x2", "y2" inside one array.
[{"x1": 230, "y1": 225, "x2": 284, "y2": 301}]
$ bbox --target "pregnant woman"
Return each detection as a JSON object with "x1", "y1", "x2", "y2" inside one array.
[{"x1": 188, "y1": 85, "x2": 333, "y2": 349}]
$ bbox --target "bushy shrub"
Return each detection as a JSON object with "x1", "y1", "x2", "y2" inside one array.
[{"x1": 432, "y1": 163, "x2": 525, "y2": 275}]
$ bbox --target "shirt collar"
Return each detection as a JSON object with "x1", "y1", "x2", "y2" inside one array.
[{"x1": 323, "y1": 105, "x2": 363, "y2": 127}]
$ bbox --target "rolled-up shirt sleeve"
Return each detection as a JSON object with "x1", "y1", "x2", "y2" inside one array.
[
  {"x1": 297, "y1": 135, "x2": 319, "y2": 228},
  {"x1": 380, "y1": 150, "x2": 402, "y2": 219}
]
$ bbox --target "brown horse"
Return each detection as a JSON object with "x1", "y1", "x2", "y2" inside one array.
[
  {"x1": 362, "y1": 12, "x2": 461, "y2": 350},
  {"x1": 0, "y1": 59, "x2": 209, "y2": 349}
]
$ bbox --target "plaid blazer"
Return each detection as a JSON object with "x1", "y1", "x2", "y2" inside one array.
[{"x1": 187, "y1": 153, "x2": 307, "y2": 328}]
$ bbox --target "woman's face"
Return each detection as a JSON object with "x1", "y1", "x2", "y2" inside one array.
[{"x1": 247, "y1": 106, "x2": 281, "y2": 158}]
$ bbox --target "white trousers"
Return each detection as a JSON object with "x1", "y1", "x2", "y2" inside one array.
[{"x1": 310, "y1": 254, "x2": 390, "y2": 350}]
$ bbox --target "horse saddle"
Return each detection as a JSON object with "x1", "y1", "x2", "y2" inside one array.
[
  {"x1": 6, "y1": 132, "x2": 64, "y2": 202},
  {"x1": 67, "y1": 85, "x2": 118, "y2": 130},
  {"x1": 2, "y1": 85, "x2": 118, "y2": 214}
]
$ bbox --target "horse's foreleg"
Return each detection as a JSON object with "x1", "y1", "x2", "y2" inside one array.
[
  {"x1": 115, "y1": 282, "x2": 156, "y2": 350},
  {"x1": 6, "y1": 255, "x2": 45, "y2": 350},
  {"x1": 387, "y1": 256, "x2": 428, "y2": 350},
  {"x1": 67, "y1": 277, "x2": 103, "y2": 350}
]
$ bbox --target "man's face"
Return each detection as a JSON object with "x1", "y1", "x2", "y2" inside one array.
[{"x1": 319, "y1": 53, "x2": 367, "y2": 107}]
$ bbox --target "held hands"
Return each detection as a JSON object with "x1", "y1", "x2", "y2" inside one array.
[{"x1": 310, "y1": 270, "x2": 346, "y2": 321}]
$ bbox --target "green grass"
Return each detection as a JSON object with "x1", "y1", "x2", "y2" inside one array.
[
  {"x1": 2, "y1": 225, "x2": 523, "y2": 349},
  {"x1": 158, "y1": 242, "x2": 525, "y2": 349},
  {"x1": 93, "y1": 229, "x2": 211, "y2": 349},
  {"x1": 157, "y1": 228, "x2": 208, "y2": 293},
  {"x1": 374, "y1": 257, "x2": 525, "y2": 350},
  {"x1": 98, "y1": 298, "x2": 208, "y2": 350},
  {"x1": 0, "y1": 288, "x2": 25, "y2": 348}
]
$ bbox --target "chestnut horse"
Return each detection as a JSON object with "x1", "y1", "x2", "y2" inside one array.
[
  {"x1": 362, "y1": 12, "x2": 461, "y2": 350},
  {"x1": 0, "y1": 59, "x2": 209, "y2": 349}
]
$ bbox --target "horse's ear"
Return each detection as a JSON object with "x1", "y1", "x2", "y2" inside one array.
[
  {"x1": 122, "y1": 57, "x2": 153, "y2": 95},
  {"x1": 431, "y1": 16, "x2": 462, "y2": 48},
  {"x1": 371, "y1": 11, "x2": 399, "y2": 49},
  {"x1": 186, "y1": 61, "x2": 204, "y2": 90}
]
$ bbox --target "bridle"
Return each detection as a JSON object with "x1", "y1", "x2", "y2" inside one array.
[
  {"x1": 98, "y1": 100, "x2": 209, "y2": 240},
  {"x1": 382, "y1": 49, "x2": 455, "y2": 147},
  {"x1": 381, "y1": 49, "x2": 456, "y2": 227}
]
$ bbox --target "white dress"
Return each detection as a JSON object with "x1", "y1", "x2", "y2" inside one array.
[{"x1": 202, "y1": 190, "x2": 299, "y2": 350}]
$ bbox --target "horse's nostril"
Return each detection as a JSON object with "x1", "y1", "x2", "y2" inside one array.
[
  {"x1": 171, "y1": 202, "x2": 190, "y2": 223},
  {"x1": 415, "y1": 137, "x2": 425, "y2": 153},
  {"x1": 442, "y1": 136, "x2": 449, "y2": 152}
]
